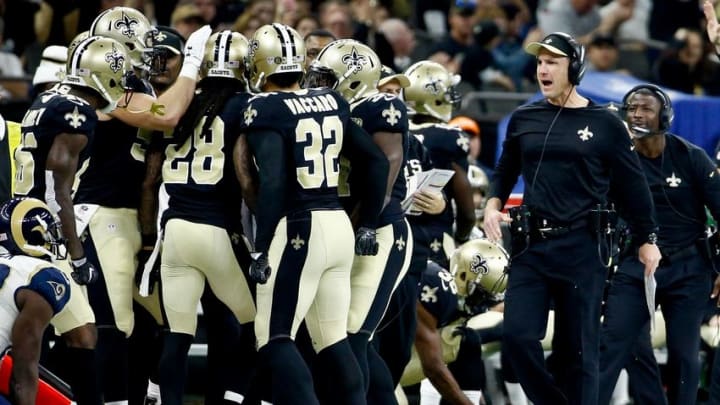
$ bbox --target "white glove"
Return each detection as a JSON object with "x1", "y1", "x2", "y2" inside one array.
[{"x1": 179, "y1": 25, "x2": 212, "y2": 80}]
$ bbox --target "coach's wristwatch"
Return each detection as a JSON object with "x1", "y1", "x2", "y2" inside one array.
[{"x1": 645, "y1": 232, "x2": 658, "y2": 245}]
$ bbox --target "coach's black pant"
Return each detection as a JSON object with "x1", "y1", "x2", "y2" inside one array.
[
  {"x1": 599, "y1": 254, "x2": 711, "y2": 405},
  {"x1": 503, "y1": 228, "x2": 606, "y2": 405}
]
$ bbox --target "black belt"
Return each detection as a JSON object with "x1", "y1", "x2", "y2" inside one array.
[
  {"x1": 660, "y1": 244, "x2": 700, "y2": 265},
  {"x1": 530, "y1": 218, "x2": 589, "y2": 239}
]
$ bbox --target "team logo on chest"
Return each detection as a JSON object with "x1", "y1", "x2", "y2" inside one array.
[
  {"x1": 430, "y1": 238, "x2": 442, "y2": 252},
  {"x1": 342, "y1": 47, "x2": 368, "y2": 73},
  {"x1": 395, "y1": 236, "x2": 406, "y2": 251},
  {"x1": 382, "y1": 104, "x2": 401, "y2": 126},
  {"x1": 64, "y1": 106, "x2": 87, "y2": 129},
  {"x1": 666, "y1": 172, "x2": 682, "y2": 187},
  {"x1": 114, "y1": 11, "x2": 139, "y2": 38},
  {"x1": 456, "y1": 136, "x2": 469, "y2": 152},
  {"x1": 577, "y1": 125, "x2": 593, "y2": 141}
]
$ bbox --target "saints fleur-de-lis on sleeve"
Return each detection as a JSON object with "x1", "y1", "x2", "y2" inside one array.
[
  {"x1": 382, "y1": 103, "x2": 401, "y2": 126},
  {"x1": 64, "y1": 106, "x2": 87, "y2": 129},
  {"x1": 244, "y1": 106, "x2": 258, "y2": 126}
]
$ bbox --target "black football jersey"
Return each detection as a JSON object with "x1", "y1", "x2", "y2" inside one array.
[
  {"x1": 15, "y1": 87, "x2": 97, "y2": 200},
  {"x1": 74, "y1": 119, "x2": 148, "y2": 208},
  {"x1": 162, "y1": 92, "x2": 251, "y2": 230},
  {"x1": 240, "y1": 88, "x2": 351, "y2": 213},
  {"x1": 418, "y1": 261, "x2": 462, "y2": 328},
  {"x1": 348, "y1": 92, "x2": 409, "y2": 225}
]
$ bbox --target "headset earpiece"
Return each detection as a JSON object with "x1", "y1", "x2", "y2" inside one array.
[
  {"x1": 549, "y1": 32, "x2": 586, "y2": 86},
  {"x1": 621, "y1": 83, "x2": 674, "y2": 132}
]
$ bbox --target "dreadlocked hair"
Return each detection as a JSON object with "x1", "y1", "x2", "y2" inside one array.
[{"x1": 172, "y1": 77, "x2": 247, "y2": 146}]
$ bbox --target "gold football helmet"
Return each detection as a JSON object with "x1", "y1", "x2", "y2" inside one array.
[
  {"x1": 247, "y1": 23, "x2": 306, "y2": 91},
  {"x1": 67, "y1": 31, "x2": 90, "y2": 60},
  {"x1": 403, "y1": 61, "x2": 461, "y2": 122},
  {"x1": 202, "y1": 30, "x2": 249, "y2": 84},
  {"x1": 63, "y1": 36, "x2": 131, "y2": 113},
  {"x1": 450, "y1": 239, "x2": 509, "y2": 300},
  {"x1": 305, "y1": 39, "x2": 381, "y2": 103},
  {"x1": 89, "y1": 7, "x2": 157, "y2": 70}
]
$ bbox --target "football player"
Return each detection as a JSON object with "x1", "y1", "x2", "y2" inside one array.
[
  {"x1": 89, "y1": 6, "x2": 211, "y2": 131},
  {"x1": 76, "y1": 10, "x2": 209, "y2": 402},
  {"x1": 14, "y1": 36, "x2": 132, "y2": 405},
  {"x1": 235, "y1": 23, "x2": 389, "y2": 404},
  {"x1": 403, "y1": 61, "x2": 475, "y2": 268},
  {"x1": 0, "y1": 197, "x2": 71, "y2": 405},
  {"x1": 401, "y1": 239, "x2": 508, "y2": 405},
  {"x1": 156, "y1": 30, "x2": 256, "y2": 405},
  {"x1": 305, "y1": 40, "x2": 412, "y2": 402}
]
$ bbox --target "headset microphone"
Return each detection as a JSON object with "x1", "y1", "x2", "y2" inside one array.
[{"x1": 630, "y1": 125, "x2": 660, "y2": 138}]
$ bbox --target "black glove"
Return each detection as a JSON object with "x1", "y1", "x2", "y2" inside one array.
[
  {"x1": 355, "y1": 227, "x2": 379, "y2": 256},
  {"x1": 134, "y1": 246, "x2": 160, "y2": 294},
  {"x1": 70, "y1": 256, "x2": 99, "y2": 285},
  {"x1": 249, "y1": 252, "x2": 271, "y2": 284},
  {"x1": 452, "y1": 325, "x2": 483, "y2": 350}
]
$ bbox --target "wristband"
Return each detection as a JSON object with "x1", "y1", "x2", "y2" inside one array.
[{"x1": 71, "y1": 257, "x2": 87, "y2": 267}]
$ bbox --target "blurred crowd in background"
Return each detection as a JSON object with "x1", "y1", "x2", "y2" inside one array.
[{"x1": 2, "y1": 0, "x2": 720, "y2": 103}]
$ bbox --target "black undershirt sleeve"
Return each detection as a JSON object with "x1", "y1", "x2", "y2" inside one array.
[
  {"x1": 246, "y1": 129, "x2": 287, "y2": 253},
  {"x1": 343, "y1": 121, "x2": 389, "y2": 229},
  {"x1": 488, "y1": 130, "x2": 522, "y2": 206}
]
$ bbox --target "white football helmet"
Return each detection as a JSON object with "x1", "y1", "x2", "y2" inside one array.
[
  {"x1": 247, "y1": 23, "x2": 306, "y2": 91},
  {"x1": 63, "y1": 36, "x2": 131, "y2": 113},
  {"x1": 202, "y1": 30, "x2": 249, "y2": 84},
  {"x1": 89, "y1": 7, "x2": 157, "y2": 70},
  {"x1": 450, "y1": 239, "x2": 509, "y2": 300},
  {"x1": 305, "y1": 39, "x2": 381, "y2": 103},
  {"x1": 403, "y1": 61, "x2": 461, "y2": 122}
]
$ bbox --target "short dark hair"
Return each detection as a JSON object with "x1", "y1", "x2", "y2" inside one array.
[{"x1": 304, "y1": 29, "x2": 336, "y2": 41}]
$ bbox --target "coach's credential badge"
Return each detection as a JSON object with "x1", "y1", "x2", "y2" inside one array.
[{"x1": 577, "y1": 126, "x2": 593, "y2": 141}]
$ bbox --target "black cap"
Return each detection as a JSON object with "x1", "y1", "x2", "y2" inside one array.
[
  {"x1": 155, "y1": 26, "x2": 185, "y2": 55},
  {"x1": 451, "y1": 1, "x2": 476, "y2": 17},
  {"x1": 526, "y1": 32, "x2": 575, "y2": 57},
  {"x1": 589, "y1": 33, "x2": 616, "y2": 47}
]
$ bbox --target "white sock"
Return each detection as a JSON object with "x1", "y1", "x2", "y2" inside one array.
[
  {"x1": 420, "y1": 379, "x2": 442, "y2": 405},
  {"x1": 462, "y1": 390, "x2": 483, "y2": 404},
  {"x1": 504, "y1": 382, "x2": 529, "y2": 405}
]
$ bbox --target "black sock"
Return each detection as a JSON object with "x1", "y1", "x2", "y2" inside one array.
[
  {"x1": 97, "y1": 328, "x2": 128, "y2": 402},
  {"x1": 347, "y1": 332, "x2": 370, "y2": 392},
  {"x1": 127, "y1": 304, "x2": 163, "y2": 405},
  {"x1": 315, "y1": 340, "x2": 365, "y2": 405},
  {"x1": 158, "y1": 332, "x2": 193, "y2": 405},
  {"x1": 260, "y1": 338, "x2": 319, "y2": 405},
  {"x1": 65, "y1": 347, "x2": 103, "y2": 405},
  {"x1": 366, "y1": 344, "x2": 397, "y2": 404}
]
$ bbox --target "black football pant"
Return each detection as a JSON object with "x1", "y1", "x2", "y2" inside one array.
[
  {"x1": 599, "y1": 254, "x2": 711, "y2": 405},
  {"x1": 503, "y1": 229, "x2": 606, "y2": 405}
]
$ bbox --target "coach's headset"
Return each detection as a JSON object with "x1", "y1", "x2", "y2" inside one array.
[
  {"x1": 622, "y1": 83, "x2": 674, "y2": 134},
  {"x1": 527, "y1": 32, "x2": 587, "y2": 86}
]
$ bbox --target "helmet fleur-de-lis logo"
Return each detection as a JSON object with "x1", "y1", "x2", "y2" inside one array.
[
  {"x1": 155, "y1": 31, "x2": 167, "y2": 42},
  {"x1": 470, "y1": 254, "x2": 489, "y2": 275},
  {"x1": 64, "y1": 106, "x2": 87, "y2": 129},
  {"x1": 424, "y1": 77, "x2": 442, "y2": 95},
  {"x1": 105, "y1": 43, "x2": 125, "y2": 73},
  {"x1": 114, "y1": 11, "x2": 139, "y2": 38},
  {"x1": 248, "y1": 39, "x2": 259, "y2": 57},
  {"x1": 341, "y1": 47, "x2": 368, "y2": 73}
]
